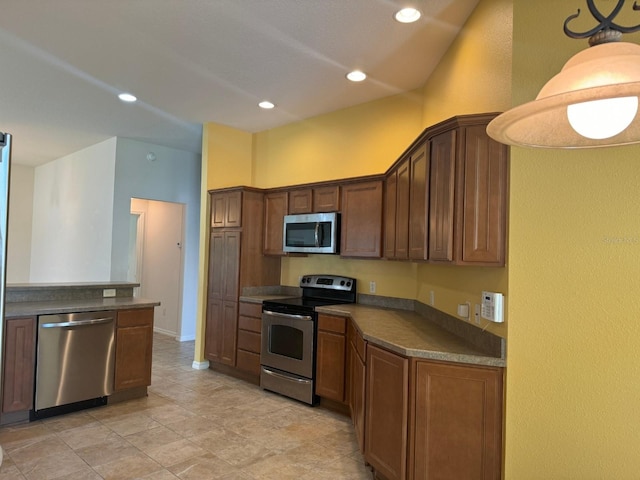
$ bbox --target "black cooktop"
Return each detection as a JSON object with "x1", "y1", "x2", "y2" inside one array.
[{"x1": 262, "y1": 274, "x2": 357, "y2": 314}]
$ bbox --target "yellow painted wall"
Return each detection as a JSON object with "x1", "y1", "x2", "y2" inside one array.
[
  {"x1": 505, "y1": 1, "x2": 640, "y2": 478},
  {"x1": 252, "y1": 91, "x2": 424, "y2": 188},
  {"x1": 206, "y1": 123, "x2": 254, "y2": 188}
]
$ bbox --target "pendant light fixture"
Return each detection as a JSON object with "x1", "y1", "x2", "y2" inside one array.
[{"x1": 487, "y1": 0, "x2": 640, "y2": 148}]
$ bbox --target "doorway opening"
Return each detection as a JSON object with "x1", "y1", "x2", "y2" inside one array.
[{"x1": 128, "y1": 198, "x2": 185, "y2": 339}]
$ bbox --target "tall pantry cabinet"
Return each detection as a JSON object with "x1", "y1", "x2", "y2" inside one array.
[{"x1": 205, "y1": 188, "x2": 280, "y2": 368}]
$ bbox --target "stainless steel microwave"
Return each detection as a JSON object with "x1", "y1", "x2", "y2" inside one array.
[{"x1": 283, "y1": 212, "x2": 340, "y2": 254}]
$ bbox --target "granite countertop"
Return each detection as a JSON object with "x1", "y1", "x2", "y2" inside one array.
[
  {"x1": 240, "y1": 293, "x2": 504, "y2": 367},
  {"x1": 239, "y1": 294, "x2": 298, "y2": 304},
  {"x1": 6, "y1": 281, "x2": 139, "y2": 290},
  {"x1": 315, "y1": 304, "x2": 504, "y2": 367},
  {"x1": 4, "y1": 297, "x2": 160, "y2": 318}
]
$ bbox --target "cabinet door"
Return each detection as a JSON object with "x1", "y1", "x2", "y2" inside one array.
[
  {"x1": 263, "y1": 191, "x2": 289, "y2": 255},
  {"x1": 209, "y1": 231, "x2": 240, "y2": 301},
  {"x1": 289, "y1": 189, "x2": 313, "y2": 214},
  {"x1": 428, "y1": 130, "x2": 456, "y2": 262},
  {"x1": 222, "y1": 231, "x2": 240, "y2": 301},
  {"x1": 220, "y1": 301, "x2": 238, "y2": 366},
  {"x1": 349, "y1": 333, "x2": 366, "y2": 453},
  {"x1": 205, "y1": 299, "x2": 237, "y2": 366},
  {"x1": 316, "y1": 331, "x2": 346, "y2": 402},
  {"x1": 396, "y1": 160, "x2": 410, "y2": 259},
  {"x1": 365, "y1": 344, "x2": 409, "y2": 480},
  {"x1": 411, "y1": 360, "x2": 503, "y2": 480},
  {"x1": 383, "y1": 169, "x2": 398, "y2": 258},
  {"x1": 210, "y1": 190, "x2": 242, "y2": 228},
  {"x1": 313, "y1": 185, "x2": 340, "y2": 212},
  {"x1": 456, "y1": 125, "x2": 508, "y2": 265},
  {"x1": 2, "y1": 317, "x2": 36, "y2": 413},
  {"x1": 205, "y1": 298, "x2": 223, "y2": 363},
  {"x1": 408, "y1": 143, "x2": 429, "y2": 260},
  {"x1": 341, "y1": 180, "x2": 383, "y2": 258},
  {"x1": 114, "y1": 309, "x2": 154, "y2": 391}
]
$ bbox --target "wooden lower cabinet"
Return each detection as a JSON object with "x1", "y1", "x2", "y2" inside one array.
[
  {"x1": 114, "y1": 308, "x2": 154, "y2": 391},
  {"x1": 315, "y1": 314, "x2": 347, "y2": 403},
  {"x1": 205, "y1": 299, "x2": 238, "y2": 366},
  {"x1": 410, "y1": 360, "x2": 503, "y2": 480},
  {"x1": 365, "y1": 344, "x2": 409, "y2": 480},
  {"x1": 236, "y1": 301, "x2": 262, "y2": 376},
  {"x1": 348, "y1": 321, "x2": 366, "y2": 453},
  {"x1": 1, "y1": 316, "x2": 36, "y2": 416}
]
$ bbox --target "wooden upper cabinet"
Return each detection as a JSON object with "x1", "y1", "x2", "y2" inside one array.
[
  {"x1": 313, "y1": 185, "x2": 340, "y2": 212},
  {"x1": 263, "y1": 191, "x2": 289, "y2": 255},
  {"x1": 408, "y1": 142, "x2": 429, "y2": 261},
  {"x1": 210, "y1": 190, "x2": 242, "y2": 228},
  {"x1": 456, "y1": 124, "x2": 509, "y2": 265},
  {"x1": 383, "y1": 168, "x2": 398, "y2": 258},
  {"x1": 289, "y1": 185, "x2": 340, "y2": 214},
  {"x1": 428, "y1": 130, "x2": 457, "y2": 262},
  {"x1": 428, "y1": 114, "x2": 508, "y2": 266},
  {"x1": 288, "y1": 188, "x2": 313, "y2": 214},
  {"x1": 384, "y1": 159, "x2": 410, "y2": 260},
  {"x1": 340, "y1": 179, "x2": 383, "y2": 258}
]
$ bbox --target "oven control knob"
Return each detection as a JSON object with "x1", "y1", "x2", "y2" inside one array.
[
  {"x1": 346, "y1": 281, "x2": 351, "y2": 287},
  {"x1": 340, "y1": 280, "x2": 345, "y2": 286}
]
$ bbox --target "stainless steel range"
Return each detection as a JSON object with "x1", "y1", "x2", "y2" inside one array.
[{"x1": 260, "y1": 274, "x2": 357, "y2": 405}]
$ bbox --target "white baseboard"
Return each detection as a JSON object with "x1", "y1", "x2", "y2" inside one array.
[
  {"x1": 178, "y1": 334, "x2": 195, "y2": 342},
  {"x1": 192, "y1": 360, "x2": 210, "y2": 370}
]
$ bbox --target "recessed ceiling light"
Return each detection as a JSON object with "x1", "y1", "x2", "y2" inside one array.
[
  {"x1": 346, "y1": 70, "x2": 367, "y2": 82},
  {"x1": 258, "y1": 100, "x2": 275, "y2": 109},
  {"x1": 394, "y1": 7, "x2": 421, "y2": 23},
  {"x1": 118, "y1": 93, "x2": 137, "y2": 103}
]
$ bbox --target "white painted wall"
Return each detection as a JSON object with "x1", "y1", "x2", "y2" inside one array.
[
  {"x1": 112, "y1": 138, "x2": 200, "y2": 341},
  {"x1": 6, "y1": 164, "x2": 34, "y2": 283},
  {"x1": 132, "y1": 198, "x2": 184, "y2": 338},
  {"x1": 30, "y1": 138, "x2": 116, "y2": 282}
]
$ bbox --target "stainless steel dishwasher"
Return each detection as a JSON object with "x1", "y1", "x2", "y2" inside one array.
[{"x1": 34, "y1": 311, "x2": 116, "y2": 415}]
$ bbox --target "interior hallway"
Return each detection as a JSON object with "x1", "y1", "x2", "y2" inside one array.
[{"x1": 0, "y1": 333, "x2": 372, "y2": 479}]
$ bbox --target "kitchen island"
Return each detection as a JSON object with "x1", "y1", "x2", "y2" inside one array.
[{"x1": 2, "y1": 282, "x2": 160, "y2": 425}]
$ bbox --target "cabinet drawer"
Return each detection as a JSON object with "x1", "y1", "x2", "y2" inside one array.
[
  {"x1": 318, "y1": 314, "x2": 347, "y2": 334},
  {"x1": 238, "y1": 315, "x2": 261, "y2": 333},
  {"x1": 349, "y1": 320, "x2": 366, "y2": 362},
  {"x1": 236, "y1": 350, "x2": 261, "y2": 376},
  {"x1": 237, "y1": 330, "x2": 261, "y2": 353},
  {"x1": 239, "y1": 302, "x2": 262, "y2": 318},
  {"x1": 117, "y1": 308, "x2": 153, "y2": 328}
]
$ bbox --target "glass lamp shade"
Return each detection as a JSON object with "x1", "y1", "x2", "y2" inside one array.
[{"x1": 487, "y1": 42, "x2": 640, "y2": 148}]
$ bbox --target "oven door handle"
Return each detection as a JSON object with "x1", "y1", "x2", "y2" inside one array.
[
  {"x1": 262, "y1": 367, "x2": 312, "y2": 384},
  {"x1": 263, "y1": 310, "x2": 313, "y2": 321}
]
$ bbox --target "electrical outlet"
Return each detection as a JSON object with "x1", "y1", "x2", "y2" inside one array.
[
  {"x1": 429, "y1": 290, "x2": 435, "y2": 306},
  {"x1": 103, "y1": 289, "x2": 116, "y2": 298},
  {"x1": 369, "y1": 281, "x2": 376, "y2": 294},
  {"x1": 474, "y1": 304, "x2": 481, "y2": 324}
]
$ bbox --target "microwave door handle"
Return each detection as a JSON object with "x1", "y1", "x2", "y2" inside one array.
[{"x1": 314, "y1": 222, "x2": 320, "y2": 247}]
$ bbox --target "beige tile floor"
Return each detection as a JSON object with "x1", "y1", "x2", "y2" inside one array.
[{"x1": 0, "y1": 333, "x2": 373, "y2": 480}]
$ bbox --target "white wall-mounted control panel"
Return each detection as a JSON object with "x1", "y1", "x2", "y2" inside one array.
[{"x1": 481, "y1": 291, "x2": 504, "y2": 323}]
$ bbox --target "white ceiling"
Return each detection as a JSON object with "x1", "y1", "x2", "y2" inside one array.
[{"x1": 0, "y1": 0, "x2": 479, "y2": 167}]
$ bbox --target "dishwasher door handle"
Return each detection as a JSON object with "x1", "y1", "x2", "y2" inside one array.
[{"x1": 40, "y1": 317, "x2": 114, "y2": 328}]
